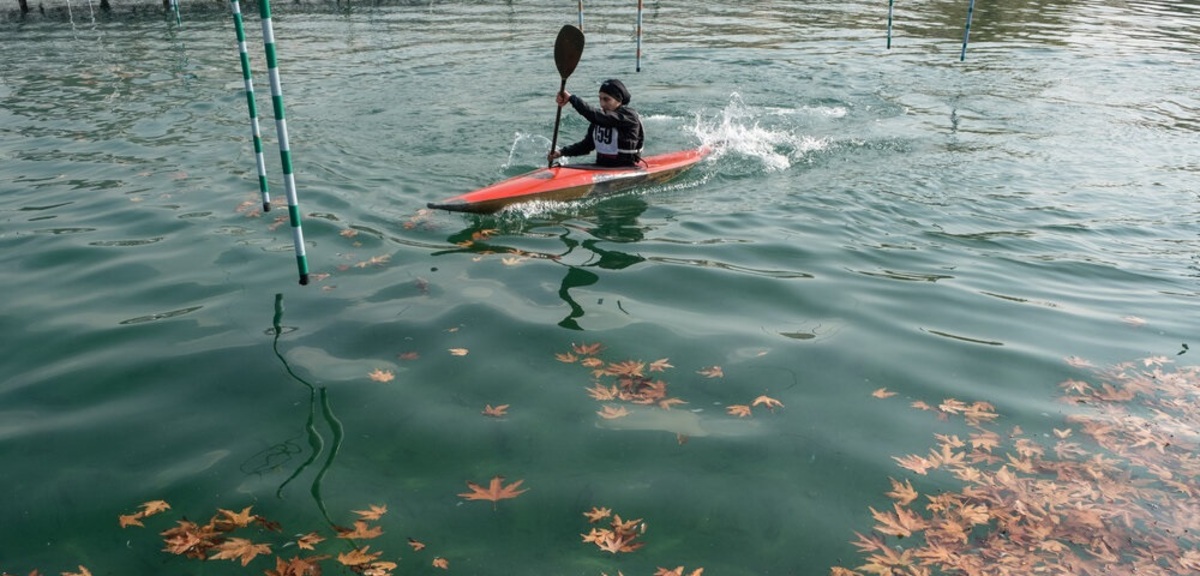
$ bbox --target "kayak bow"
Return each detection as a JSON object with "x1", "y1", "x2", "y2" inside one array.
[{"x1": 427, "y1": 147, "x2": 710, "y2": 214}]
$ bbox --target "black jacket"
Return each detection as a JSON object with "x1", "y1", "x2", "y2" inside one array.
[{"x1": 559, "y1": 95, "x2": 644, "y2": 167}]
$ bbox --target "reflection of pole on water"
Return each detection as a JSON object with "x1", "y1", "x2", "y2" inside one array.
[{"x1": 270, "y1": 294, "x2": 344, "y2": 527}]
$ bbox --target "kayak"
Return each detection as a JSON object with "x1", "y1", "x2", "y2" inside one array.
[{"x1": 427, "y1": 147, "x2": 710, "y2": 214}]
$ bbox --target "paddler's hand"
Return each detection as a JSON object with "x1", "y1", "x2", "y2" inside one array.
[
  {"x1": 556, "y1": 90, "x2": 571, "y2": 107},
  {"x1": 547, "y1": 148, "x2": 563, "y2": 162}
]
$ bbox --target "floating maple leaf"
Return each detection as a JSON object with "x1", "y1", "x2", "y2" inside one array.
[
  {"x1": 648, "y1": 358, "x2": 674, "y2": 372},
  {"x1": 407, "y1": 537, "x2": 426, "y2": 551},
  {"x1": 726, "y1": 404, "x2": 752, "y2": 418},
  {"x1": 885, "y1": 477, "x2": 919, "y2": 506},
  {"x1": 448, "y1": 348, "x2": 469, "y2": 356},
  {"x1": 337, "y1": 546, "x2": 382, "y2": 567},
  {"x1": 752, "y1": 395, "x2": 784, "y2": 410},
  {"x1": 119, "y1": 513, "x2": 145, "y2": 528},
  {"x1": 583, "y1": 506, "x2": 612, "y2": 523},
  {"x1": 209, "y1": 537, "x2": 271, "y2": 566},
  {"x1": 697, "y1": 366, "x2": 723, "y2": 378},
  {"x1": 872, "y1": 387, "x2": 897, "y2": 399},
  {"x1": 367, "y1": 369, "x2": 394, "y2": 383},
  {"x1": 140, "y1": 500, "x2": 171, "y2": 516},
  {"x1": 482, "y1": 404, "x2": 509, "y2": 417},
  {"x1": 654, "y1": 567, "x2": 704, "y2": 576},
  {"x1": 296, "y1": 532, "x2": 324, "y2": 550},
  {"x1": 458, "y1": 475, "x2": 528, "y2": 508},
  {"x1": 432, "y1": 557, "x2": 449, "y2": 569},
  {"x1": 605, "y1": 360, "x2": 645, "y2": 378},
  {"x1": 556, "y1": 351, "x2": 579, "y2": 363},
  {"x1": 336, "y1": 520, "x2": 383, "y2": 540},
  {"x1": 353, "y1": 504, "x2": 387, "y2": 521},
  {"x1": 62, "y1": 566, "x2": 92, "y2": 576},
  {"x1": 572, "y1": 342, "x2": 603, "y2": 355}
]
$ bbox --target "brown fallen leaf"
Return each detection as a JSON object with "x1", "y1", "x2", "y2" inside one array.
[
  {"x1": 432, "y1": 557, "x2": 449, "y2": 569},
  {"x1": 584, "y1": 506, "x2": 612, "y2": 523},
  {"x1": 62, "y1": 566, "x2": 92, "y2": 576},
  {"x1": 296, "y1": 532, "x2": 325, "y2": 550},
  {"x1": 872, "y1": 387, "x2": 897, "y2": 398},
  {"x1": 353, "y1": 504, "x2": 387, "y2": 521},
  {"x1": 458, "y1": 475, "x2": 528, "y2": 508},
  {"x1": 448, "y1": 348, "x2": 469, "y2": 356},
  {"x1": 482, "y1": 404, "x2": 509, "y2": 417},
  {"x1": 119, "y1": 513, "x2": 145, "y2": 528},
  {"x1": 752, "y1": 395, "x2": 784, "y2": 410},
  {"x1": 367, "y1": 369, "x2": 394, "y2": 383},
  {"x1": 726, "y1": 404, "x2": 752, "y2": 418},
  {"x1": 209, "y1": 537, "x2": 271, "y2": 566},
  {"x1": 407, "y1": 537, "x2": 426, "y2": 551},
  {"x1": 336, "y1": 520, "x2": 383, "y2": 540},
  {"x1": 337, "y1": 546, "x2": 381, "y2": 567},
  {"x1": 697, "y1": 366, "x2": 724, "y2": 378}
]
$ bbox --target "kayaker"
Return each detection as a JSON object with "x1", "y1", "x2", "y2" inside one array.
[{"x1": 549, "y1": 78, "x2": 645, "y2": 167}]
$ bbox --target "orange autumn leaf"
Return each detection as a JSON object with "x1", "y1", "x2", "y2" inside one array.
[
  {"x1": 336, "y1": 520, "x2": 383, "y2": 540},
  {"x1": 62, "y1": 566, "x2": 92, "y2": 576},
  {"x1": 726, "y1": 404, "x2": 752, "y2": 418},
  {"x1": 597, "y1": 405, "x2": 630, "y2": 419},
  {"x1": 139, "y1": 500, "x2": 171, "y2": 516},
  {"x1": 458, "y1": 475, "x2": 529, "y2": 507},
  {"x1": 605, "y1": 360, "x2": 645, "y2": 377},
  {"x1": 649, "y1": 358, "x2": 674, "y2": 372},
  {"x1": 407, "y1": 537, "x2": 426, "y2": 551},
  {"x1": 885, "y1": 477, "x2": 919, "y2": 506},
  {"x1": 870, "y1": 504, "x2": 928, "y2": 538},
  {"x1": 584, "y1": 506, "x2": 612, "y2": 523},
  {"x1": 655, "y1": 568, "x2": 704, "y2": 576},
  {"x1": 296, "y1": 532, "x2": 325, "y2": 550},
  {"x1": 119, "y1": 513, "x2": 145, "y2": 528},
  {"x1": 697, "y1": 365, "x2": 724, "y2": 378},
  {"x1": 872, "y1": 387, "x2": 897, "y2": 399},
  {"x1": 353, "y1": 504, "x2": 387, "y2": 521},
  {"x1": 482, "y1": 404, "x2": 509, "y2": 417},
  {"x1": 337, "y1": 546, "x2": 381, "y2": 567},
  {"x1": 448, "y1": 348, "x2": 469, "y2": 356},
  {"x1": 555, "y1": 351, "x2": 579, "y2": 363},
  {"x1": 432, "y1": 557, "x2": 449, "y2": 569},
  {"x1": 586, "y1": 383, "x2": 620, "y2": 401},
  {"x1": 657, "y1": 397, "x2": 688, "y2": 410},
  {"x1": 752, "y1": 395, "x2": 784, "y2": 410},
  {"x1": 581, "y1": 357, "x2": 605, "y2": 368},
  {"x1": 209, "y1": 537, "x2": 271, "y2": 566},
  {"x1": 367, "y1": 369, "x2": 394, "y2": 383},
  {"x1": 572, "y1": 342, "x2": 603, "y2": 355},
  {"x1": 215, "y1": 506, "x2": 257, "y2": 529}
]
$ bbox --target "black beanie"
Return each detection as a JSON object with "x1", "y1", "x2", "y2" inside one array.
[{"x1": 599, "y1": 79, "x2": 631, "y2": 105}]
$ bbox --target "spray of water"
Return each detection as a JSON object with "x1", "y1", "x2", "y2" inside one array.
[{"x1": 688, "y1": 92, "x2": 832, "y2": 172}]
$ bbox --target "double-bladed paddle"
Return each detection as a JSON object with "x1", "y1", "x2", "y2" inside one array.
[{"x1": 549, "y1": 25, "x2": 585, "y2": 168}]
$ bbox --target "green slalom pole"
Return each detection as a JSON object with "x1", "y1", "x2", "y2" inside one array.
[
  {"x1": 577, "y1": 0, "x2": 584, "y2": 31},
  {"x1": 960, "y1": 0, "x2": 976, "y2": 61},
  {"x1": 229, "y1": 0, "x2": 271, "y2": 212},
  {"x1": 259, "y1": 0, "x2": 309, "y2": 285},
  {"x1": 887, "y1": 0, "x2": 894, "y2": 49}
]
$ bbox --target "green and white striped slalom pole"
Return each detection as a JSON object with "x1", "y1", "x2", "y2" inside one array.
[
  {"x1": 577, "y1": 0, "x2": 584, "y2": 31},
  {"x1": 259, "y1": 0, "x2": 309, "y2": 285},
  {"x1": 229, "y1": 0, "x2": 271, "y2": 212}
]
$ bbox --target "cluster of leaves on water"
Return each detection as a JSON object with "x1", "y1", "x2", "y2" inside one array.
[
  {"x1": 556, "y1": 341, "x2": 781, "y2": 444},
  {"x1": 833, "y1": 356, "x2": 1200, "y2": 576},
  {"x1": 9, "y1": 344, "x2": 1197, "y2": 576}
]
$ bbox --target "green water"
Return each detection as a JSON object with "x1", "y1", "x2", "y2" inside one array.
[{"x1": 2, "y1": 1, "x2": 1197, "y2": 574}]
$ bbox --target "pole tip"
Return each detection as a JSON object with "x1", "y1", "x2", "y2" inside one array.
[
  {"x1": 299, "y1": 274, "x2": 309, "y2": 286},
  {"x1": 263, "y1": 202, "x2": 271, "y2": 212}
]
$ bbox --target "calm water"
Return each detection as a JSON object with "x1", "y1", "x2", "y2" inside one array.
[{"x1": 2, "y1": 0, "x2": 1198, "y2": 574}]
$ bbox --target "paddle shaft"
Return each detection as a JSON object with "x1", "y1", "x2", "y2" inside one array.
[{"x1": 549, "y1": 79, "x2": 568, "y2": 167}]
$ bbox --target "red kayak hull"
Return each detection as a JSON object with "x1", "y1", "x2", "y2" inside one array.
[{"x1": 428, "y1": 147, "x2": 710, "y2": 214}]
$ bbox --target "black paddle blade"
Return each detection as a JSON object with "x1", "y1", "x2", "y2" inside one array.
[{"x1": 554, "y1": 25, "x2": 585, "y2": 79}]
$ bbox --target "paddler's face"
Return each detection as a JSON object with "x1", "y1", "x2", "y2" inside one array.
[{"x1": 598, "y1": 92, "x2": 620, "y2": 112}]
